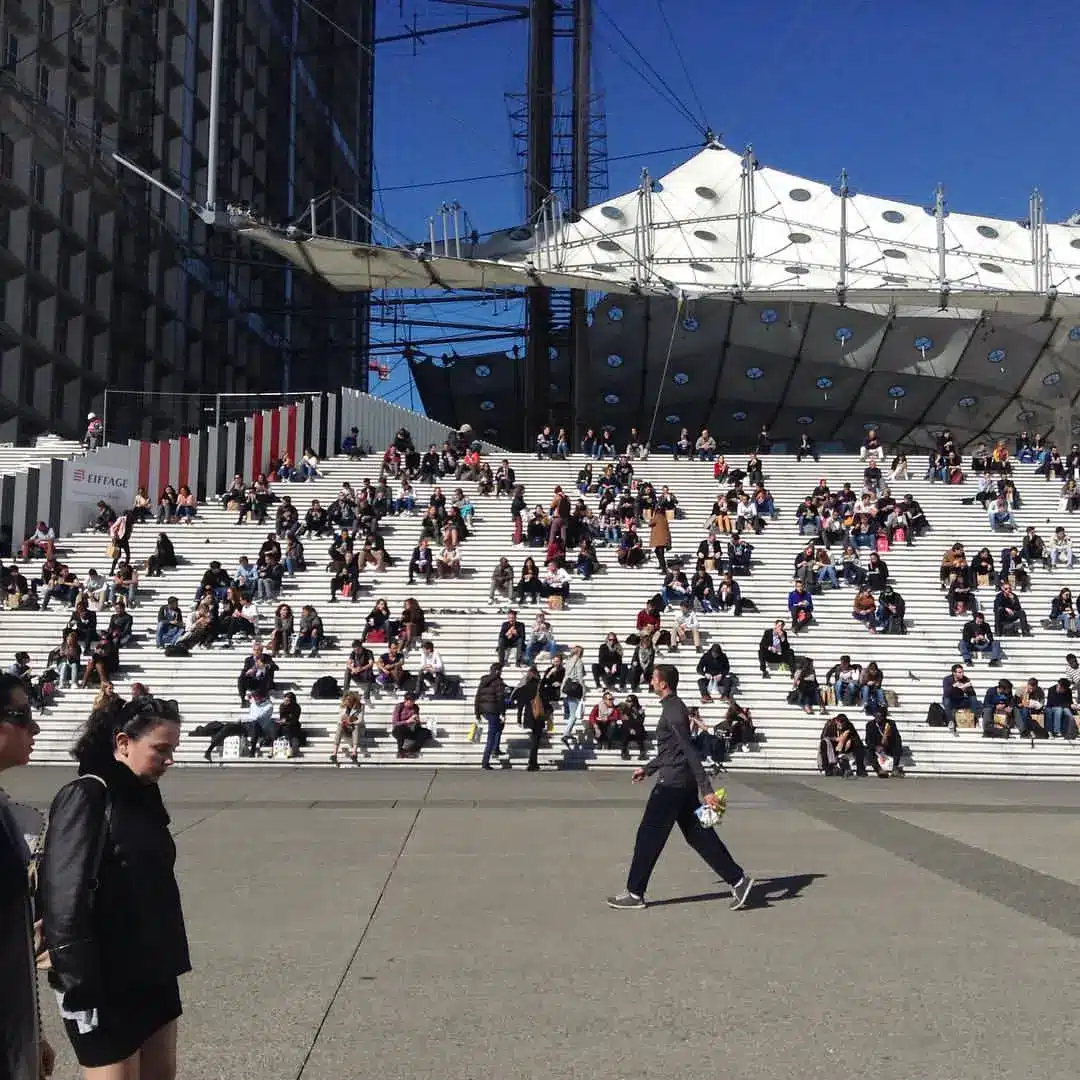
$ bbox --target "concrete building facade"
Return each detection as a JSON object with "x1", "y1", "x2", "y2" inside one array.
[{"x1": 0, "y1": 0, "x2": 373, "y2": 444}]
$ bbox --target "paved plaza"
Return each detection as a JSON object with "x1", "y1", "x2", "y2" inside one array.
[{"x1": 8, "y1": 767, "x2": 1080, "y2": 1080}]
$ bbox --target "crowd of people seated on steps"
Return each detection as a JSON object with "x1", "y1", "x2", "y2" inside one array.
[
  {"x1": 23, "y1": 412, "x2": 1080, "y2": 774},
  {"x1": 934, "y1": 655, "x2": 1080, "y2": 742}
]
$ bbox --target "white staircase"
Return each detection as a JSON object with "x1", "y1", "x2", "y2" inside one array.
[
  {"x1": 0, "y1": 436, "x2": 82, "y2": 477},
  {"x1": 7, "y1": 448, "x2": 1079, "y2": 776}
]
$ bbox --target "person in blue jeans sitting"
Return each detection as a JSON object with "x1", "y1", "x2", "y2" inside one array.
[
  {"x1": 941, "y1": 664, "x2": 979, "y2": 724},
  {"x1": 1045, "y1": 678, "x2": 1075, "y2": 739},
  {"x1": 959, "y1": 612, "x2": 1001, "y2": 666}
]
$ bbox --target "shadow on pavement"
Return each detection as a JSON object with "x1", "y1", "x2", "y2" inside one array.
[{"x1": 647, "y1": 872, "x2": 826, "y2": 909}]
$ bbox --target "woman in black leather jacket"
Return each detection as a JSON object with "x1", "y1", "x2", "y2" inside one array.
[{"x1": 40, "y1": 696, "x2": 188, "y2": 1078}]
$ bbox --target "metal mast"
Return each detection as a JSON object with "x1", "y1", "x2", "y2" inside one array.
[
  {"x1": 523, "y1": 0, "x2": 556, "y2": 447},
  {"x1": 568, "y1": 0, "x2": 593, "y2": 446}
]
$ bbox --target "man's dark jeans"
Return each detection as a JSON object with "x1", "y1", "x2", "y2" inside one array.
[
  {"x1": 481, "y1": 713, "x2": 503, "y2": 766},
  {"x1": 627, "y1": 781, "x2": 743, "y2": 898}
]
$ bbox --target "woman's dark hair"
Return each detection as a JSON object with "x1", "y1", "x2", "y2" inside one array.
[
  {"x1": 0, "y1": 672, "x2": 27, "y2": 712},
  {"x1": 72, "y1": 697, "x2": 181, "y2": 763}
]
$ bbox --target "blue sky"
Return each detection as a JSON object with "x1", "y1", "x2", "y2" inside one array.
[{"x1": 367, "y1": 0, "x2": 1080, "y2": 410}]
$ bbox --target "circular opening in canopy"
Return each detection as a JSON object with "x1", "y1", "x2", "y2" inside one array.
[
  {"x1": 789, "y1": 189, "x2": 811, "y2": 202},
  {"x1": 600, "y1": 206, "x2": 624, "y2": 221},
  {"x1": 882, "y1": 210, "x2": 905, "y2": 224},
  {"x1": 695, "y1": 186, "x2": 717, "y2": 200},
  {"x1": 977, "y1": 225, "x2": 999, "y2": 239},
  {"x1": 694, "y1": 229, "x2": 718, "y2": 242},
  {"x1": 788, "y1": 232, "x2": 811, "y2": 244}
]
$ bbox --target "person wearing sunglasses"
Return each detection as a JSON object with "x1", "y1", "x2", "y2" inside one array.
[
  {"x1": 38, "y1": 696, "x2": 188, "y2": 1080},
  {"x1": 0, "y1": 672, "x2": 55, "y2": 1080}
]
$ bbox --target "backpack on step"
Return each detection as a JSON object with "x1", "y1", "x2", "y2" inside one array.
[
  {"x1": 311, "y1": 676, "x2": 340, "y2": 699},
  {"x1": 926, "y1": 702, "x2": 949, "y2": 728}
]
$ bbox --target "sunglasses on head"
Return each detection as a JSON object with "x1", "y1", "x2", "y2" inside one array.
[{"x1": 0, "y1": 706, "x2": 36, "y2": 728}]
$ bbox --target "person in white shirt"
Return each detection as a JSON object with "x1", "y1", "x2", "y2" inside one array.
[
  {"x1": 1052, "y1": 527, "x2": 1073, "y2": 569},
  {"x1": 19, "y1": 521, "x2": 56, "y2": 561},
  {"x1": 83, "y1": 569, "x2": 107, "y2": 607},
  {"x1": 525, "y1": 613, "x2": 557, "y2": 665},
  {"x1": 672, "y1": 602, "x2": 700, "y2": 651},
  {"x1": 418, "y1": 641, "x2": 445, "y2": 698},
  {"x1": 735, "y1": 495, "x2": 759, "y2": 533},
  {"x1": 437, "y1": 538, "x2": 461, "y2": 578},
  {"x1": 542, "y1": 561, "x2": 570, "y2": 603},
  {"x1": 301, "y1": 449, "x2": 322, "y2": 481},
  {"x1": 1064, "y1": 653, "x2": 1080, "y2": 695}
]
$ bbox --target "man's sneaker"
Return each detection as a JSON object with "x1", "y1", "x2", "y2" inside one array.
[
  {"x1": 730, "y1": 875, "x2": 755, "y2": 910},
  {"x1": 606, "y1": 891, "x2": 646, "y2": 910}
]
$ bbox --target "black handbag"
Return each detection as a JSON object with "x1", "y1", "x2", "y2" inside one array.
[{"x1": 563, "y1": 679, "x2": 583, "y2": 700}]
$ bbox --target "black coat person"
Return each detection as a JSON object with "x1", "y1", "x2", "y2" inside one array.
[
  {"x1": 40, "y1": 699, "x2": 190, "y2": 1072},
  {"x1": 0, "y1": 786, "x2": 43, "y2": 1080}
]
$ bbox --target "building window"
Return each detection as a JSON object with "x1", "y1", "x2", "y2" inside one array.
[
  {"x1": 57, "y1": 246, "x2": 71, "y2": 290},
  {"x1": 29, "y1": 161, "x2": 45, "y2": 203},
  {"x1": 60, "y1": 188, "x2": 73, "y2": 227},
  {"x1": 0, "y1": 209, "x2": 9, "y2": 249},
  {"x1": 94, "y1": 60, "x2": 106, "y2": 95},
  {"x1": 85, "y1": 267, "x2": 96, "y2": 306},
  {"x1": 27, "y1": 227, "x2": 43, "y2": 272},
  {"x1": 0, "y1": 133, "x2": 13, "y2": 179},
  {"x1": 36, "y1": 63, "x2": 49, "y2": 102},
  {"x1": 20, "y1": 355, "x2": 35, "y2": 405},
  {"x1": 55, "y1": 316, "x2": 68, "y2": 356},
  {"x1": 67, "y1": 91, "x2": 78, "y2": 129},
  {"x1": 87, "y1": 209, "x2": 99, "y2": 246},
  {"x1": 39, "y1": 1, "x2": 55, "y2": 37},
  {"x1": 2, "y1": 32, "x2": 18, "y2": 71},
  {"x1": 24, "y1": 290, "x2": 40, "y2": 338}
]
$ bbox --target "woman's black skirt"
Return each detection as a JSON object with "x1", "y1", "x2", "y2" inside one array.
[{"x1": 64, "y1": 980, "x2": 182, "y2": 1068}]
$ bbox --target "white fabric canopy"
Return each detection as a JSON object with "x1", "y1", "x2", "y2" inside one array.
[{"x1": 238, "y1": 142, "x2": 1080, "y2": 315}]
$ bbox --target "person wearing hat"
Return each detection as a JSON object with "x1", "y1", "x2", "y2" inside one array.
[
  {"x1": 84, "y1": 412, "x2": 103, "y2": 451},
  {"x1": 0, "y1": 672, "x2": 55, "y2": 1080}
]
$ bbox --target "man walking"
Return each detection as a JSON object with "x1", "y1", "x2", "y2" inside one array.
[
  {"x1": 474, "y1": 663, "x2": 508, "y2": 769},
  {"x1": 607, "y1": 665, "x2": 754, "y2": 911}
]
